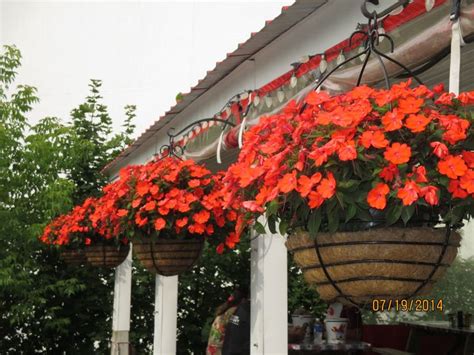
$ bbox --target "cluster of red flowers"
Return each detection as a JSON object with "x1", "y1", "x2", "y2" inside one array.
[
  {"x1": 224, "y1": 81, "x2": 474, "y2": 233},
  {"x1": 41, "y1": 157, "x2": 241, "y2": 254},
  {"x1": 40, "y1": 197, "x2": 97, "y2": 246}
]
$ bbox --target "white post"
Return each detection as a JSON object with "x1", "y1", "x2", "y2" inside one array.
[
  {"x1": 250, "y1": 219, "x2": 288, "y2": 354},
  {"x1": 153, "y1": 275, "x2": 179, "y2": 355},
  {"x1": 111, "y1": 244, "x2": 133, "y2": 355}
]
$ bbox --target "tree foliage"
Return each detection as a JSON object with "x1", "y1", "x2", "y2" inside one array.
[{"x1": 0, "y1": 45, "x2": 135, "y2": 354}]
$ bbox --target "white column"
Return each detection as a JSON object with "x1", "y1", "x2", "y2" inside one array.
[
  {"x1": 153, "y1": 275, "x2": 179, "y2": 355},
  {"x1": 250, "y1": 220, "x2": 288, "y2": 354},
  {"x1": 111, "y1": 244, "x2": 133, "y2": 355}
]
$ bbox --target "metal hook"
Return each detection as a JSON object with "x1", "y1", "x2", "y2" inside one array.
[{"x1": 361, "y1": 0, "x2": 410, "y2": 20}]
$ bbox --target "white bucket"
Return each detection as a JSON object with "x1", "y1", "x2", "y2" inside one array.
[{"x1": 324, "y1": 318, "x2": 348, "y2": 344}]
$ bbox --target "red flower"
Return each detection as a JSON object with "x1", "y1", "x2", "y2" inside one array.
[
  {"x1": 448, "y1": 179, "x2": 469, "y2": 199},
  {"x1": 430, "y1": 142, "x2": 448, "y2": 159},
  {"x1": 338, "y1": 140, "x2": 357, "y2": 161},
  {"x1": 117, "y1": 209, "x2": 128, "y2": 217},
  {"x1": 438, "y1": 155, "x2": 468, "y2": 179},
  {"x1": 462, "y1": 151, "x2": 474, "y2": 168},
  {"x1": 176, "y1": 217, "x2": 188, "y2": 228},
  {"x1": 381, "y1": 109, "x2": 403, "y2": 131},
  {"x1": 360, "y1": 131, "x2": 389, "y2": 149},
  {"x1": 384, "y1": 143, "x2": 411, "y2": 165},
  {"x1": 308, "y1": 191, "x2": 324, "y2": 208},
  {"x1": 278, "y1": 170, "x2": 298, "y2": 193},
  {"x1": 405, "y1": 114, "x2": 431, "y2": 133},
  {"x1": 420, "y1": 186, "x2": 439, "y2": 206},
  {"x1": 242, "y1": 200, "x2": 265, "y2": 212},
  {"x1": 380, "y1": 164, "x2": 399, "y2": 182},
  {"x1": 398, "y1": 96, "x2": 423, "y2": 114},
  {"x1": 154, "y1": 218, "x2": 166, "y2": 231},
  {"x1": 317, "y1": 173, "x2": 336, "y2": 199},
  {"x1": 397, "y1": 181, "x2": 420, "y2": 206},
  {"x1": 367, "y1": 183, "x2": 390, "y2": 210},
  {"x1": 460, "y1": 169, "x2": 474, "y2": 194}
]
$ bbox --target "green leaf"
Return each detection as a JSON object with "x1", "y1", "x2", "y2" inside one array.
[
  {"x1": 266, "y1": 199, "x2": 279, "y2": 217},
  {"x1": 345, "y1": 204, "x2": 357, "y2": 223},
  {"x1": 307, "y1": 210, "x2": 322, "y2": 238},
  {"x1": 267, "y1": 214, "x2": 277, "y2": 234},
  {"x1": 279, "y1": 219, "x2": 289, "y2": 236},
  {"x1": 386, "y1": 204, "x2": 403, "y2": 225},
  {"x1": 401, "y1": 205, "x2": 415, "y2": 225},
  {"x1": 327, "y1": 208, "x2": 340, "y2": 233},
  {"x1": 254, "y1": 221, "x2": 266, "y2": 235}
]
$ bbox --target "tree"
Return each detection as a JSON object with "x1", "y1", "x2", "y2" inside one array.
[{"x1": 0, "y1": 45, "x2": 135, "y2": 353}]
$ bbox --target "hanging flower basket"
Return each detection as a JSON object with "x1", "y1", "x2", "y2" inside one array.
[
  {"x1": 224, "y1": 83, "x2": 474, "y2": 306},
  {"x1": 60, "y1": 249, "x2": 87, "y2": 265},
  {"x1": 133, "y1": 237, "x2": 204, "y2": 275},
  {"x1": 287, "y1": 227, "x2": 461, "y2": 305},
  {"x1": 89, "y1": 157, "x2": 242, "y2": 276},
  {"x1": 84, "y1": 243, "x2": 130, "y2": 268}
]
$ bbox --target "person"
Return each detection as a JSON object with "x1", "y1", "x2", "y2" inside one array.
[
  {"x1": 206, "y1": 287, "x2": 248, "y2": 355},
  {"x1": 222, "y1": 286, "x2": 250, "y2": 355}
]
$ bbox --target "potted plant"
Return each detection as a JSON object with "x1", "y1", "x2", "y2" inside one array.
[
  {"x1": 41, "y1": 197, "x2": 130, "y2": 268},
  {"x1": 224, "y1": 82, "x2": 474, "y2": 305},
  {"x1": 103, "y1": 157, "x2": 242, "y2": 276},
  {"x1": 40, "y1": 212, "x2": 88, "y2": 265}
]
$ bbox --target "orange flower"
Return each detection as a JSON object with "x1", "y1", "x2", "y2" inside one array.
[
  {"x1": 308, "y1": 191, "x2": 324, "y2": 208},
  {"x1": 448, "y1": 179, "x2": 469, "y2": 199},
  {"x1": 242, "y1": 200, "x2": 265, "y2": 213},
  {"x1": 176, "y1": 217, "x2": 188, "y2": 228},
  {"x1": 338, "y1": 140, "x2": 357, "y2": 161},
  {"x1": 430, "y1": 142, "x2": 448, "y2": 159},
  {"x1": 144, "y1": 201, "x2": 156, "y2": 211},
  {"x1": 460, "y1": 169, "x2": 474, "y2": 194},
  {"x1": 188, "y1": 223, "x2": 206, "y2": 234},
  {"x1": 278, "y1": 170, "x2": 298, "y2": 193},
  {"x1": 193, "y1": 210, "x2": 210, "y2": 224},
  {"x1": 150, "y1": 185, "x2": 160, "y2": 195},
  {"x1": 379, "y1": 164, "x2": 399, "y2": 182},
  {"x1": 225, "y1": 232, "x2": 240, "y2": 249},
  {"x1": 397, "y1": 181, "x2": 420, "y2": 206},
  {"x1": 136, "y1": 181, "x2": 150, "y2": 197},
  {"x1": 381, "y1": 109, "x2": 404, "y2": 131},
  {"x1": 296, "y1": 172, "x2": 322, "y2": 198},
  {"x1": 384, "y1": 143, "x2": 411, "y2": 165},
  {"x1": 117, "y1": 209, "x2": 128, "y2": 217},
  {"x1": 437, "y1": 155, "x2": 468, "y2": 179},
  {"x1": 305, "y1": 90, "x2": 331, "y2": 106},
  {"x1": 420, "y1": 186, "x2": 439, "y2": 206},
  {"x1": 462, "y1": 151, "x2": 474, "y2": 168},
  {"x1": 154, "y1": 218, "x2": 166, "y2": 231},
  {"x1": 132, "y1": 198, "x2": 141, "y2": 208},
  {"x1": 188, "y1": 179, "x2": 200, "y2": 188},
  {"x1": 367, "y1": 183, "x2": 390, "y2": 210},
  {"x1": 216, "y1": 243, "x2": 225, "y2": 254},
  {"x1": 360, "y1": 131, "x2": 388, "y2": 149},
  {"x1": 398, "y1": 96, "x2": 423, "y2": 114},
  {"x1": 405, "y1": 114, "x2": 431, "y2": 133},
  {"x1": 413, "y1": 166, "x2": 428, "y2": 183},
  {"x1": 317, "y1": 173, "x2": 336, "y2": 199}
]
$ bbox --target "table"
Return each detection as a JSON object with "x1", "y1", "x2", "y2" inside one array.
[
  {"x1": 288, "y1": 341, "x2": 371, "y2": 354},
  {"x1": 400, "y1": 321, "x2": 474, "y2": 355}
]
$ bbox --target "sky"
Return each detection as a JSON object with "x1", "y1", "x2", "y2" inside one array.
[{"x1": 0, "y1": 0, "x2": 289, "y2": 137}]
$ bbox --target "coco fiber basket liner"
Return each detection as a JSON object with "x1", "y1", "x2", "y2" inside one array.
[
  {"x1": 61, "y1": 249, "x2": 87, "y2": 265},
  {"x1": 286, "y1": 227, "x2": 461, "y2": 306},
  {"x1": 85, "y1": 244, "x2": 130, "y2": 268},
  {"x1": 133, "y1": 238, "x2": 204, "y2": 276}
]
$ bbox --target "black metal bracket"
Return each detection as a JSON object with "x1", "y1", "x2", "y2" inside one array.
[
  {"x1": 157, "y1": 118, "x2": 236, "y2": 159},
  {"x1": 361, "y1": 0, "x2": 410, "y2": 19}
]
